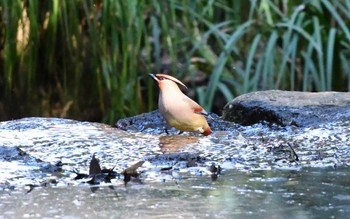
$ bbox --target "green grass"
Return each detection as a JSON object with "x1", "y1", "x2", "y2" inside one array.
[{"x1": 0, "y1": 0, "x2": 349, "y2": 124}]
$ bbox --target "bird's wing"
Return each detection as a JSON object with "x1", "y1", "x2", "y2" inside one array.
[
  {"x1": 194, "y1": 107, "x2": 209, "y2": 116},
  {"x1": 182, "y1": 97, "x2": 209, "y2": 116}
]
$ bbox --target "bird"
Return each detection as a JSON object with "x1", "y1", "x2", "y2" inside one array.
[{"x1": 149, "y1": 73, "x2": 211, "y2": 136}]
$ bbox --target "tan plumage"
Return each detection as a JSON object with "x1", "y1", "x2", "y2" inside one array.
[{"x1": 149, "y1": 73, "x2": 211, "y2": 136}]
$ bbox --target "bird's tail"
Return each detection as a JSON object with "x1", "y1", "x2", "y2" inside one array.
[{"x1": 202, "y1": 126, "x2": 211, "y2": 136}]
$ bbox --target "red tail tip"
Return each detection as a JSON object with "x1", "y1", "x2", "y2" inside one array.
[{"x1": 203, "y1": 127, "x2": 211, "y2": 136}]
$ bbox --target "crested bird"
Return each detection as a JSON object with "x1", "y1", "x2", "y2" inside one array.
[{"x1": 149, "y1": 73, "x2": 211, "y2": 136}]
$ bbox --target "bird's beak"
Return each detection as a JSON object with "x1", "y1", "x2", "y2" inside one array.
[{"x1": 148, "y1": 73, "x2": 159, "y2": 82}]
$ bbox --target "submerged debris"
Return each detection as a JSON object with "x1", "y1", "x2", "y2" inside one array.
[
  {"x1": 73, "y1": 155, "x2": 145, "y2": 189},
  {"x1": 288, "y1": 143, "x2": 299, "y2": 162},
  {"x1": 25, "y1": 179, "x2": 58, "y2": 194},
  {"x1": 209, "y1": 163, "x2": 222, "y2": 181},
  {"x1": 268, "y1": 143, "x2": 300, "y2": 164},
  {"x1": 121, "y1": 161, "x2": 145, "y2": 186},
  {"x1": 74, "y1": 154, "x2": 119, "y2": 185},
  {"x1": 89, "y1": 153, "x2": 102, "y2": 175}
]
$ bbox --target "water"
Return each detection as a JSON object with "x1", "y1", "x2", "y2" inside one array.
[{"x1": 1, "y1": 167, "x2": 349, "y2": 218}]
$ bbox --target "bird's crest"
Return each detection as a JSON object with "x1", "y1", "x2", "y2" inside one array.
[{"x1": 149, "y1": 73, "x2": 188, "y2": 89}]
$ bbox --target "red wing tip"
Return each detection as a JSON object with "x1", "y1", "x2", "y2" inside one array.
[
  {"x1": 194, "y1": 107, "x2": 203, "y2": 112},
  {"x1": 194, "y1": 107, "x2": 209, "y2": 116}
]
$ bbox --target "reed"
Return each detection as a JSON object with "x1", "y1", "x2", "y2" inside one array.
[{"x1": 0, "y1": 0, "x2": 349, "y2": 123}]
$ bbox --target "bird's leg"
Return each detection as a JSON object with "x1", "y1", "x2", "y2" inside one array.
[
  {"x1": 164, "y1": 123, "x2": 173, "y2": 135},
  {"x1": 164, "y1": 128, "x2": 169, "y2": 135}
]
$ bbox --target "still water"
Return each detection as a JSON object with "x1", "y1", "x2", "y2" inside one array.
[{"x1": 1, "y1": 167, "x2": 349, "y2": 219}]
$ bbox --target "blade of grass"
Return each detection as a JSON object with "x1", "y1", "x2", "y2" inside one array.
[
  {"x1": 251, "y1": 53, "x2": 264, "y2": 91},
  {"x1": 261, "y1": 30, "x2": 278, "y2": 90},
  {"x1": 301, "y1": 36, "x2": 319, "y2": 91},
  {"x1": 243, "y1": 33, "x2": 261, "y2": 93},
  {"x1": 326, "y1": 28, "x2": 336, "y2": 90},
  {"x1": 288, "y1": 34, "x2": 299, "y2": 90},
  {"x1": 312, "y1": 16, "x2": 325, "y2": 91},
  {"x1": 151, "y1": 16, "x2": 161, "y2": 72},
  {"x1": 217, "y1": 81, "x2": 235, "y2": 102},
  {"x1": 340, "y1": 53, "x2": 350, "y2": 91}
]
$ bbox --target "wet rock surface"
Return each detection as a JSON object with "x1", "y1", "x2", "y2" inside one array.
[
  {"x1": 0, "y1": 108, "x2": 349, "y2": 190},
  {"x1": 222, "y1": 90, "x2": 350, "y2": 126},
  {"x1": 116, "y1": 110, "x2": 239, "y2": 134}
]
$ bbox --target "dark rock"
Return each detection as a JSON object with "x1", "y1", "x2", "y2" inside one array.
[
  {"x1": 116, "y1": 110, "x2": 167, "y2": 133},
  {"x1": 222, "y1": 90, "x2": 350, "y2": 127},
  {"x1": 116, "y1": 110, "x2": 239, "y2": 134}
]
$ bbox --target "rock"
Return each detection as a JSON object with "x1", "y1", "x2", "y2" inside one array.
[
  {"x1": 116, "y1": 110, "x2": 239, "y2": 134},
  {"x1": 116, "y1": 110, "x2": 167, "y2": 134},
  {"x1": 222, "y1": 90, "x2": 350, "y2": 127},
  {"x1": 1, "y1": 114, "x2": 350, "y2": 188}
]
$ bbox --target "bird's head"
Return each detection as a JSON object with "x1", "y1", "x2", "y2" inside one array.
[{"x1": 148, "y1": 73, "x2": 188, "y2": 90}]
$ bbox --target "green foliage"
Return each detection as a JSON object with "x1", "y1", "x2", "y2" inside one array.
[
  {"x1": 0, "y1": 0, "x2": 349, "y2": 123},
  {"x1": 193, "y1": 0, "x2": 350, "y2": 110}
]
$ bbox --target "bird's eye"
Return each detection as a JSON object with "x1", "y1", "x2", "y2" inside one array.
[{"x1": 157, "y1": 76, "x2": 165, "y2": 80}]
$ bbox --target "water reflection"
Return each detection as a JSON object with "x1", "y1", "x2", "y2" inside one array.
[
  {"x1": 158, "y1": 135, "x2": 199, "y2": 153},
  {"x1": 1, "y1": 167, "x2": 349, "y2": 218}
]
